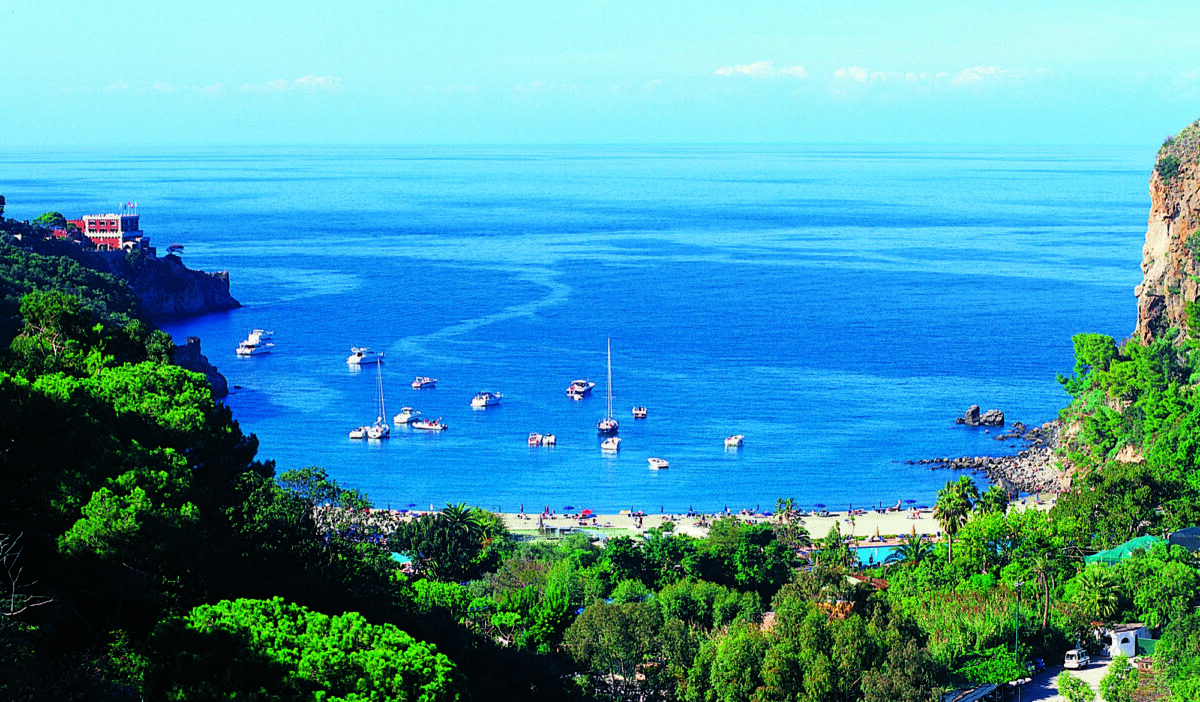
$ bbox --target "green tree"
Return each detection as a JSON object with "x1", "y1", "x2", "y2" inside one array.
[
  {"x1": 563, "y1": 600, "x2": 663, "y2": 701},
  {"x1": 976, "y1": 484, "x2": 1010, "y2": 515},
  {"x1": 885, "y1": 532, "x2": 935, "y2": 568},
  {"x1": 1154, "y1": 609, "x2": 1200, "y2": 701},
  {"x1": 1057, "y1": 670, "x2": 1097, "y2": 702},
  {"x1": 1071, "y1": 565, "x2": 1120, "y2": 625},
  {"x1": 144, "y1": 597, "x2": 466, "y2": 701},
  {"x1": 1098, "y1": 655, "x2": 1138, "y2": 702},
  {"x1": 32, "y1": 212, "x2": 67, "y2": 229},
  {"x1": 933, "y1": 480, "x2": 972, "y2": 565}
]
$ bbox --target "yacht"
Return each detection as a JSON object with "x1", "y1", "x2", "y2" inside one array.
[
  {"x1": 542, "y1": 434, "x2": 557, "y2": 446},
  {"x1": 347, "y1": 347, "x2": 383, "y2": 365},
  {"x1": 597, "y1": 339, "x2": 619, "y2": 435},
  {"x1": 471, "y1": 391, "x2": 502, "y2": 408},
  {"x1": 724, "y1": 434, "x2": 745, "y2": 448},
  {"x1": 411, "y1": 376, "x2": 437, "y2": 389},
  {"x1": 632, "y1": 406, "x2": 647, "y2": 419},
  {"x1": 367, "y1": 422, "x2": 390, "y2": 440},
  {"x1": 528, "y1": 433, "x2": 543, "y2": 447},
  {"x1": 647, "y1": 457, "x2": 669, "y2": 470},
  {"x1": 412, "y1": 417, "x2": 448, "y2": 431},
  {"x1": 363, "y1": 363, "x2": 390, "y2": 439},
  {"x1": 600, "y1": 436, "x2": 621, "y2": 452},
  {"x1": 236, "y1": 329, "x2": 274, "y2": 356},
  {"x1": 348, "y1": 426, "x2": 368, "y2": 440},
  {"x1": 566, "y1": 379, "x2": 595, "y2": 398},
  {"x1": 393, "y1": 407, "x2": 419, "y2": 424}
]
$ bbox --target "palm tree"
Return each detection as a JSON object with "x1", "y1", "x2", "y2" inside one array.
[
  {"x1": 439, "y1": 502, "x2": 484, "y2": 541},
  {"x1": 952, "y1": 475, "x2": 980, "y2": 505},
  {"x1": 1073, "y1": 565, "x2": 1120, "y2": 624},
  {"x1": 976, "y1": 484, "x2": 1010, "y2": 515},
  {"x1": 933, "y1": 481, "x2": 971, "y2": 564},
  {"x1": 884, "y1": 532, "x2": 934, "y2": 568},
  {"x1": 1027, "y1": 553, "x2": 1056, "y2": 629}
]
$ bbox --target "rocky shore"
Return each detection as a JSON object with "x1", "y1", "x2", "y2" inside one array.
[
  {"x1": 907, "y1": 420, "x2": 1065, "y2": 496},
  {"x1": 94, "y1": 250, "x2": 240, "y2": 318}
]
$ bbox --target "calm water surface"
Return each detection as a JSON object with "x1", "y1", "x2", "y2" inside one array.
[{"x1": 1, "y1": 144, "x2": 1149, "y2": 514}]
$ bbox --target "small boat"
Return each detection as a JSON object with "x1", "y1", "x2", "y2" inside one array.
[
  {"x1": 632, "y1": 406, "x2": 647, "y2": 419},
  {"x1": 393, "y1": 407, "x2": 420, "y2": 424},
  {"x1": 348, "y1": 426, "x2": 368, "y2": 439},
  {"x1": 412, "y1": 417, "x2": 447, "y2": 431},
  {"x1": 347, "y1": 347, "x2": 383, "y2": 365},
  {"x1": 597, "y1": 339, "x2": 619, "y2": 435},
  {"x1": 411, "y1": 376, "x2": 437, "y2": 389},
  {"x1": 647, "y1": 457, "x2": 669, "y2": 470},
  {"x1": 235, "y1": 329, "x2": 274, "y2": 356},
  {"x1": 566, "y1": 379, "x2": 595, "y2": 398},
  {"x1": 600, "y1": 436, "x2": 621, "y2": 452},
  {"x1": 358, "y1": 363, "x2": 390, "y2": 439},
  {"x1": 528, "y1": 433, "x2": 543, "y2": 446},
  {"x1": 724, "y1": 434, "x2": 745, "y2": 448},
  {"x1": 543, "y1": 434, "x2": 557, "y2": 446},
  {"x1": 471, "y1": 391, "x2": 502, "y2": 408}
]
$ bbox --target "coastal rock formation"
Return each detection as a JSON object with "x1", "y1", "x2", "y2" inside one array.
[
  {"x1": 911, "y1": 422, "x2": 1063, "y2": 495},
  {"x1": 174, "y1": 336, "x2": 229, "y2": 398},
  {"x1": 92, "y1": 251, "x2": 240, "y2": 319},
  {"x1": 954, "y1": 405, "x2": 1005, "y2": 427},
  {"x1": 1135, "y1": 119, "x2": 1200, "y2": 344}
]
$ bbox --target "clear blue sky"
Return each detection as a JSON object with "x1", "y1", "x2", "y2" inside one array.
[{"x1": 2, "y1": 0, "x2": 1197, "y2": 146}]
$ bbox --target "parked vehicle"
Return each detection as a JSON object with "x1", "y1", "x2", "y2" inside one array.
[{"x1": 1064, "y1": 649, "x2": 1090, "y2": 670}]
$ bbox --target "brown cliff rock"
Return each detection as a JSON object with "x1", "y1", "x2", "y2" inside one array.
[{"x1": 1135, "y1": 119, "x2": 1200, "y2": 344}]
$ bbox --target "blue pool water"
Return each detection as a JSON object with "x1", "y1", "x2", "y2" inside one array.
[{"x1": 0, "y1": 144, "x2": 1149, "y2": 513}]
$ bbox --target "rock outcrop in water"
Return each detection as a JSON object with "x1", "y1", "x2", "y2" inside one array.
[
  {"x1": 1135, "y1": 119, "x2": 1200, "y2": 344},
  {"x1": 954, "y1": 405, "x2": 1005, "y2": 427},
  {"x1": 91, "y1": 250, "x2": 240, "y2": 319}
]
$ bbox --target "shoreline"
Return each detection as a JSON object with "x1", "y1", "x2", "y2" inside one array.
[{"x1": 494, "y1": 496, "x2": 1056, "y2": 542}]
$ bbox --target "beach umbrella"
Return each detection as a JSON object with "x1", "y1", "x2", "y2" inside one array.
[
  {"x1": 874, "y1": 525, "x2": 881, "y2": 539},
  {"x1": 814, "y1": 503, "x2": 826, "y2": 509},
  {"x1": 911, "y1": 524, "x2": 917, "y2": 536},
  {"x1": 581, "y1": 509, "x2": 593, "y2": 516}
]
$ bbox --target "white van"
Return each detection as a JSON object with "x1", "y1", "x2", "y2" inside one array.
[{"x1": 1064, "y1": 649, "x2": 1090, "y2": 669}]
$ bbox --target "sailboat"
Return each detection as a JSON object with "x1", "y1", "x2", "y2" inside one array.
[
  {"x1": 597, "y1": 338, "x2": 619, "y2": 435},
  {"x1": 366, "y1": 363, "x2": 390, "y2": 439}
]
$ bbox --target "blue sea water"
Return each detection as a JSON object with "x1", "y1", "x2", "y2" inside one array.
[{"x1": 1, "y1": 144, "x2": 1150, "y2": 514}]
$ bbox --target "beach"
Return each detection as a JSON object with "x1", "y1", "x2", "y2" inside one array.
[{"x1": 496, "y1": 496, "x2": 1056, "y2": 542}]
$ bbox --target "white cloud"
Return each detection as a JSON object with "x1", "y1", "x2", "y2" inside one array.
[
  {"x1": 239, "y1": 75, "x2": 344, "y2": 93},
  {"x1": 715, "y1": 61, "x2": 808, "y2": 79},
  {"x1": 644, "y1": 78, "x2": 663, "y2": 91},
  {"x1": 105, "y1": 81, "x2": 130, "y2": 93},
  {"x1": 149, "y1": 82, "x2": 176, "y2": 93},
  {"x1": 831, "y1": 65, "x2": 1051, "y2": 94}
]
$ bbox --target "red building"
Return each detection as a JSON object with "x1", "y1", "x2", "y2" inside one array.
[{"x1": 66, "y1": 213, "x2": 149, "y2": 251}]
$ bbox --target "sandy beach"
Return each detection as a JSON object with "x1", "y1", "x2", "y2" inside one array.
[{"x1": 497, "y1": 496, "x2": 1056, "y2": 543}]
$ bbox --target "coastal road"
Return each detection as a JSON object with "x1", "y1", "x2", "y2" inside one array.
[{"x1": 1017, "y1": 652, "x2": 1112, "y2": 701}]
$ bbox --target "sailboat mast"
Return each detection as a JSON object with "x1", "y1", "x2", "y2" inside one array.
[
  {"x1": 376, "y1": 362, "x2": 386, "y2": 421},
  {"x1": 606, "y1": 338, "x2": 613, "y2": 418}
]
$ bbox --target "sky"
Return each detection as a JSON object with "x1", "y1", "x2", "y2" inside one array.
[{"x1": 2, "y1": 0, "x2": 1198, "y2": 146}]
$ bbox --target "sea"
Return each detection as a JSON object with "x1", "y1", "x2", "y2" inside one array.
[{"x1": 1, "y1": 144, "x2": 1150, "y2": 515}]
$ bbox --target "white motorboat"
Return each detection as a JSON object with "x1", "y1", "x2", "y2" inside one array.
[
  {"x1": 724, "y1": 434, "x2": 745, "y2": 448},
  {"x1": 632, "y1": 406, "x2": 647, "y2": 419},
  {"x1": 528, "y1": 433, "x2": 543, "y2": 446},
  {"x1": 543, "y1": 434, "x2": 557, "y2": 446},
  {"x1": 471, "y1": 391, "x2": 502, "y2": 408},
  {"x1": 347, "y1": 347, "x2": 383, "y2": 365},
  {"x1": 412, "y1": 417, "x2": 448, "y2": 431},
  {"x1": 600, "y1": 436, "x2": 621, "y2": 452},
  {"x1": 597, "y1": 339, "x2": 619, "y2": 435},
  {"x1": 566, "y1": 379, "x2": 595, "y2": 398},
  {"x1": 236, "y1": 329, "x2": 274, "y2": 356},
  {"x1": 411, "y1": 376, "x2": 437, "y2": 389},
  {"x1": 647, "y1": 457, "x2": 669, "y2": 470},
  {"x1": 367, "y1": 422, "x2": 390, "y2": 440},
  {"x1": 393, "y1": 407, "x2": 419, "y2": 424},
  {"x1": 348, "y1": 426, "x2": 368, "y2": 440}
]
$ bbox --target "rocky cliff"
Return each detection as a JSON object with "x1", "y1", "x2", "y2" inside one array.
[
  {"x1": 93, "y1": 251, "x2": 241, "y2": 319},
  {"x1": 1135, "y1": 118, "x2": 1200, "y2": 344},
  {"x1": 173, "y1": 336, "x2": 229, "y2": 398}
]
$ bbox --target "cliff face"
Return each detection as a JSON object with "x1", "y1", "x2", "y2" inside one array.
[
  {"x1": 94, "y1": 251, "x2": 241, "y2": 319},
  {"x1": 174, "y1": 336, "x2": 229, "y2": 398},
  {"x1": 1135, "y1": 119, "x2": 1200, "y2": 344}
]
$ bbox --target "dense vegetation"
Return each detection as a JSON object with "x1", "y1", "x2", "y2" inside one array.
[{"x1": 6, "y1": 163, "x2": 1200, "y2": 702}]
